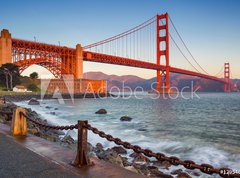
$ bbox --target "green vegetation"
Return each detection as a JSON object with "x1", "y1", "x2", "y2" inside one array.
[
  {"x1": 0, "y1": 63, "x2": 41, "y2": 94},
  {"x1": 27, "y1": 83, "x2": 40, "y2": 92},
  {"x1": 30, "y1": 72, "x2": 39, "y2": 79},
  {"x1": 0, "y1": 63, "x2": 21, "y2": 90}
]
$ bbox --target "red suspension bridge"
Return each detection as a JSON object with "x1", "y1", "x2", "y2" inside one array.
[{"x1": 0, "y1": 12, "x2": 234, "y2": 92}]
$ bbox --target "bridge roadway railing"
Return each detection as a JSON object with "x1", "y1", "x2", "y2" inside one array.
[{"x1": 0, "y1": 108, "x2": 239, "y2": 178}]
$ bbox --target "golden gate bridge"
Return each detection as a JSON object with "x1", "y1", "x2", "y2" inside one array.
[{"x1": 0, "y1": 12, "x2": 234, "y2": 92}]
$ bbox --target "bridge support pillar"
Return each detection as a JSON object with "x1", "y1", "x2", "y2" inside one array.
[
  {"x1": 0, "y1": 29, "x2": 12, "y2": 65},
  {"x1": 156, "y1": 13, "x2": 170, "y2": 94},
  {"x1": 224, "y1": 62, "x2": 230, "y2": 92},
  {"x1": 75, "y1": 44, "x2": 83, "y2": 79}
]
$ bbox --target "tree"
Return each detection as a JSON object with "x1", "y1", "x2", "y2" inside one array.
[
  {"x1": 27, "y1": 83, "x2": 39, "y2": 92},
  {"x1": 30, "y1": 72, "x2": 39, "y2": 79},
  {"x1": 0, "y1": 63, "x2": 20, "y2": 90}
]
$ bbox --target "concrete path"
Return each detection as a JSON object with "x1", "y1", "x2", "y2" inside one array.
[
  {"x1": 0, "y1": 123, "x2": 144, "y2": 178},
  {"x1": 0, "y1": 133, "x2": 80, "y2": 178}
]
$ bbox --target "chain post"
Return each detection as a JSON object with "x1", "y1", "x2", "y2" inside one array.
[{"x1": 72, "y1": 120, "x2": 90, "y2": 167}]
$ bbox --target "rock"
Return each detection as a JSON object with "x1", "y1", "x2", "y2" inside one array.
[
  {"x1": 191, "y1": 171, "x2": 201, "y2": 176},
  {"x1": 93, "y1": 143, "x2": 104, "y2": 155},
  {"x1": 149, "y1": 171, "x2": 174, "y2": 178},
  {"x1": 147, "y1": 166, "x2": 174, "y2": 178},
  {"x1": 124, "y1": 166, "x2": 138, "y2": 173},
  {"x1": 132, "y1": 163, "x2": 149, "y2": 175},
  {"x1": 65, "y1": 130, "x2": 77, "y2": 138},
  {"x1": 152, "y1": 160, "x2": 171, "y2": 170},
  {"x1": 62, "y1": 135, "x2": 75, "y2": 144},
  {"x1": 28, "y1": 128, "x2": 40, "y2": 136},
  {"x1": 111, "y1": 146, "x2": 127, "y2": 154},
  {"x1": 95, "y1": 109, "x2": 107, "y2": 114},
  {"x1": 45, "y1": 106, "x2": 52, "y2": 109},
  {"x1": 28, "y1": 98, "x2": 40, "y2": 105},
  {"x1": 54, "y1": 108, "x2": 58, "y2": 110},
  {"x1": 28, "y1": 111, "x2": 38, "y2": 118},
  {"x1": 97, "y1": 148, "x2": 123, "y2": 166},
  {"x1": 120, "y1": 116, "x2": 132, "y2": 121},
  {"x1": 96, "y1": 143, "x2": 104, "y2": 150},
  {"x1": 171, "y1": 169, "x2": 182, "y2": 175},
  {"x1": 177, "y1": 172, "x2": 192, "y2": 178},
  {"x1": 129, "y1": 152, "x2": 138, "y2": 158},
  {"x1": 50, "y1": 111, "x2": 56, "y2": 115},
  {"x1": 42, "y1": 130, "x2": 60, "y2": 142},
  {"x1": 133, "y1": 153, "x2": 150, "y2": 163},
  {"x1": 121, "y1": 157, "x2": 132, "y2": 167}
]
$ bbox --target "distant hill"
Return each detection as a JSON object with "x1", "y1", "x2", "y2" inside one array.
[
  {"x1": 83, "y1": 72, "x2": 144, "y2": 83},
  {"x1": 83, "y1": 72, "x2": 239, "y2": 92}
]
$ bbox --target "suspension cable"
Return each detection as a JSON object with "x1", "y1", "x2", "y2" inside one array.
[
  {"x1": 169, "y1": 33, "x2": 201, "y2": 73},
  {"x1": 169, "y1": 16, "x2": 209, "y2": 74},
  {"x1": 214, "y1": 66, "x2": 224, "y2": 77},
  {"x1": 83, "y1": 16, "x2": 156, "y2": 49}
]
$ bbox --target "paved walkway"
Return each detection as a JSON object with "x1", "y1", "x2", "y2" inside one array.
[
  {"x1": 0, "y1": 133, "x2": 80, "y2": 178},
  {"x1": 0, "y1": 123, "x2": 144, "y2": 178}
]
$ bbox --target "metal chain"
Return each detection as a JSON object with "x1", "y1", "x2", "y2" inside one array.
[
  {"x1": 0, "y1": 111, "x2": 13, "y2": 115},
  {"x1": 20, "y1": 112, "x2": 78, "y2": 130},
  {"x1": 85, "y1": 123, "x2": 240, "y2": 178},
  {"x1": 2, "y1": 110, "x2": 239, "y2": 177}
]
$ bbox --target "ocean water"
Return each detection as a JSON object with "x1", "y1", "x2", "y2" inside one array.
[{"x1": 15, "y1": 92, "x2": 240, "y2": 177}]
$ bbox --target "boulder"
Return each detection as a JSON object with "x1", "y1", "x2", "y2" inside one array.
[
  {"x1": 129, "y1": 152, "x2": 138, "y2": 158},
  {"x1": 28, "y1": 98, "x2": 40, "y2": 105},
  {"x1": 50, "y1": 111, "x2": 56, "y2": 115},
  {"x1": 121, "y1": 157, "x2": 132, "y2": 167},
  {"x1": 120, "y1": 116, "x2": 132, "y2": 121},
  {"x1": 28, "y1": 128, "x2": 41, "y2": 136},
  {"x1": 133, "y1": 153, "x2": 150, "y2": 163},
  {"x1": 95, "y1": 109, "x2": 107, "y2": 114},
  {"x1": 152, "y1": 160, "x2": 171, "y2": 170},
  {"x1": 62, "y1": 135, "x2": 75, "y2": 144},
  {"x1": 132, "y1": 163, "x2": 149, "y2": 175},
  {"x1": 171, "y1": 169, "x2": 183, "y2": 175},
  {"x1": 97, "y1": 148, "x2": 123, "y2": 166},
  {"x1": 96, "y1": 143, "x2": 104, "y2": 150},
  {"x1": 111, "y1": 146, "x2": 127, "y2": 154},
  {"x1": 149, "y1": 171, "x2": 174, "y2": 178},
  {"x1": 177, "y1": 172, "x2": 192, "y2": 178}
]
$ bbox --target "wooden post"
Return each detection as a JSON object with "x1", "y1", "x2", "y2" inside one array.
[
  {"x1": 11, "y1": 107, "x2": 27, "y2": 136},
  {"x1": 72, "y1": 120, "x2": 90, "y2": 167}
]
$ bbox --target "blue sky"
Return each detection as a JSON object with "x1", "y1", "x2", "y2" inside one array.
[{"x1": 1, "y1": 0, "x2": 240, "y2": 79}]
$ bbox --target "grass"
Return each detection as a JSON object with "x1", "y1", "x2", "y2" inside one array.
[{"x1": 0, "y1": 91, "x2": 41, "y2": 95}]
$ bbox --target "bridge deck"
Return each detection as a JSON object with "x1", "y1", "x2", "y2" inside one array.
[{"x1": 11, "y1": 38, "x2": 226, "y2": 84}]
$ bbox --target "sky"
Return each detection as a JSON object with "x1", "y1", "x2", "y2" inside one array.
[{"x1": 1, "y1": 0, "x2": 240, "y2": 79}]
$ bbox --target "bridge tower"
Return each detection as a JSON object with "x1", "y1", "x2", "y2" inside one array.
[
  {"x1": 60, "y1": 44, "x2": 83, "y2": 79},
  {"x1": 75, "y1": 44, "x2": 83, "y2": 79},
  {"x1": 0, "y1": 29, "x2": 12, "y2": 65},
  {"x1": 156, "y1": 13, "x2": 170, "y2": 93},
  {"x1": 224, "y1": 62, "x2": 231, "y2": 92}
]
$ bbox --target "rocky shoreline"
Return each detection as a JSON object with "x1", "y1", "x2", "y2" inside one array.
[
  {"x1": 0, "y1": 92, "x2": 113, "y2": 102},
  {"x1": 0, "y1": 101, "x2": 200, "y2": 178}
]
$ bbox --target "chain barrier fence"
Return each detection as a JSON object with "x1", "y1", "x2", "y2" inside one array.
[{"x1": 0, "y1": 108, "x2": 239, "y2": 177}]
